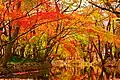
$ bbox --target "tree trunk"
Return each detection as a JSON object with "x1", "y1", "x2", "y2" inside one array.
[{"x1": 0, "y1": 27, "x2": 19, "y2": 67}]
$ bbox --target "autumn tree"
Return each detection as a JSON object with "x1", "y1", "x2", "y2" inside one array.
[
  {"x1": 0, "y1": 0, "x2": 84, "y2": 69},
  {"x1": 88, "y1": 0, "x2": 120, "y2": 62},
  {"x1": 0, "y1": 0, "x2": 118, "y2": 71},
  {"x1": 0, "y1": 0, "x2": 66, "y2": 67}
]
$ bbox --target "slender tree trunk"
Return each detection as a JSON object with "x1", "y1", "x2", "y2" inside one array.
[{"x1": 0, "y1": 27, "x2": 19, "y2": 67}]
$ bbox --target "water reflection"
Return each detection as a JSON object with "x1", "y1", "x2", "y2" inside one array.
[
  {"x1": 0, "y1": 64, "x2": 120, "y2": 80},
  {"x1": 51, "y1": 65, "x2": 120, "y2": 80}
]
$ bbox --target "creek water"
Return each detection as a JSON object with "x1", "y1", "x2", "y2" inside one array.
[
  {"x1": 2, "y1": 54, "x2": 119, "y2": 79},
  {"x1": 0, "y1": 65, "x2": 120, "y2": 80}
]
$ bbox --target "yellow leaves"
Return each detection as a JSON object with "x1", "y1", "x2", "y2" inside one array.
[
  {"x1": 70, "y1": 13, "x2": 94, "y2": 27},
  {"x1": 0, "y1": 4, "x2": 5, "y2": 13},
  {"x1": 0, "y1": 4, "x2": 4, "y2": 10},
  {"x1": 1, "y1": 34, "x2": 8, "y2": 41},
  {"x1": 90, "y1": 26, "x2": 115, "y2": 43},
  {"x1": 1, "y1": 34, "x2": 6, "y2": 41},
  {"x1": 91, "y1": 26, "x2": 120, "y2": 48},
  {"x1": 93, "y1": 10, "x2": 102, "y2": 20},
  {"x1": 78, "y1": 25, "x2": 116, "y2": 44},
  {"x1": 104, "y1": 32, "x2": 114, "y2": 43},
  {"x1": 92, "y1": 26, "x2": 105, "y2": 32},
  {"x1": 59, "y1": 69, "x2": 71, "y2": 80},
  {"x1": 81, "y1": 25, "x2": 120, "y2": 48},
  {"x1": 0, "y1": 0, "x2": 4, "y2": 10}
]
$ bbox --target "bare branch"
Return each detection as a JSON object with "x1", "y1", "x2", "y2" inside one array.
[
  {"x1": 62, "y1": 0, "x2": 82, "y2": 13},
  {"x1": 88, "y1": 1, "x2": 120, "y2": 14}
]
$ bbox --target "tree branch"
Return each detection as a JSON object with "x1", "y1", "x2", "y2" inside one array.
[
  {"x1": 0, "y1": 18, "x2": 64, "y2": 47},
  {"x1": 88, "y1": 1, "x2": 120, "y2": 14}
]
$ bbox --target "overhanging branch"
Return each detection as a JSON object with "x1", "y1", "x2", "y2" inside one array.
[
  {"x1": 88, "y1": 1, "x2": 120, "y2": 14},
  {"x1": 0, "y1": 18, "x2": 64, "y2": 47}
]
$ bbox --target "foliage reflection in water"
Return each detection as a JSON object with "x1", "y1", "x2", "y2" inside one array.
[
  {"x1": 50, "y1": 65, "x2": 120, "y2": 80},
  {"x1": 0, "y1": 64, "x2": 120, "y2": 80}
]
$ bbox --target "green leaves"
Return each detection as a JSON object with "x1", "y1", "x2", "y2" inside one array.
[{"x1": 73, "y1": 33, "x2": 89, "y2": 46}]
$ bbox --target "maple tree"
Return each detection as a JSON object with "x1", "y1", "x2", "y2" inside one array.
[
  {"x1": 0, "y1": 0, "x2": 66, "y2": 67},
  {"x1": 0, "y1": 0, "x2": 120, "y2": 79},
  {"x1": 0, "y1": 0, "x2": 84, "y2": 68},
  {"x1": 0, "y1": 0, "x2": 119, "y2": 77}
]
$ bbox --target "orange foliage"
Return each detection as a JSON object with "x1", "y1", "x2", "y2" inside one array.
[{"x1": 63, "y1": 42, "x2": 77, "y2": 56}]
